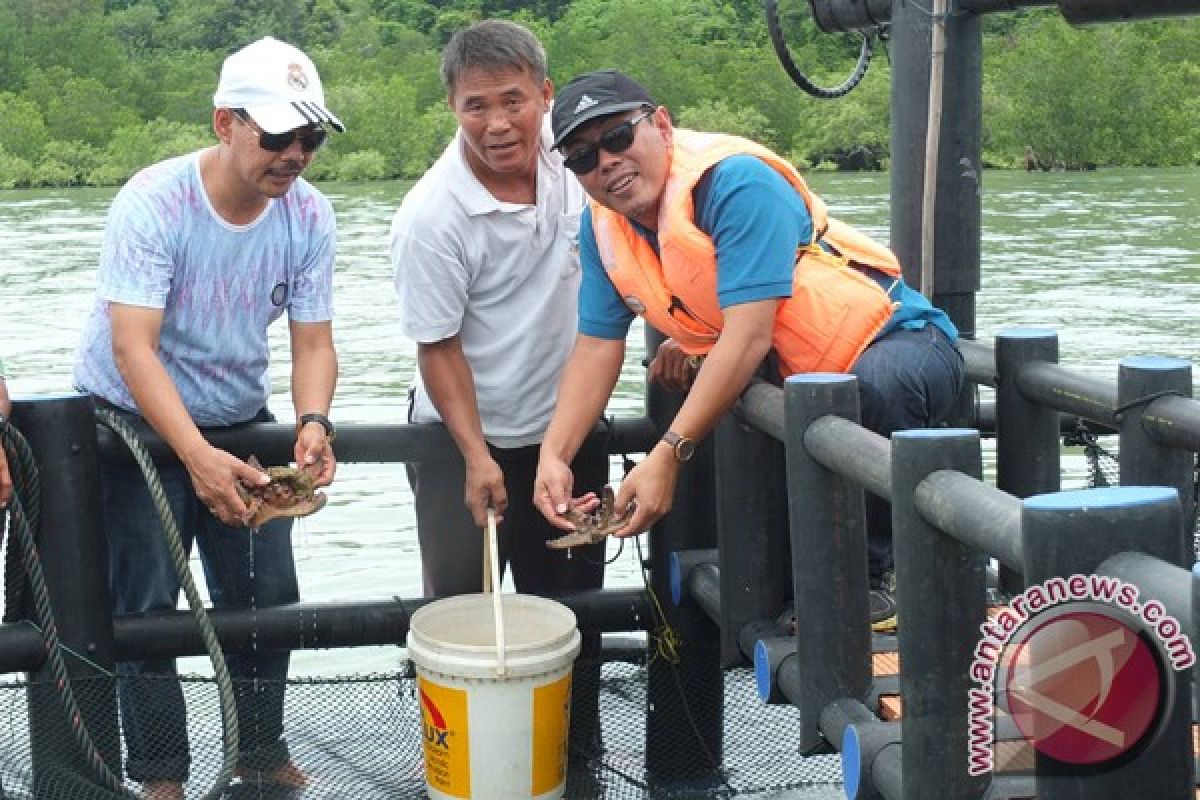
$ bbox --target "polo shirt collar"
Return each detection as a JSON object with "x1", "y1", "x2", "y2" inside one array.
[{"x1": 446, "y1": 118, "x2": 561, "y2": 217}]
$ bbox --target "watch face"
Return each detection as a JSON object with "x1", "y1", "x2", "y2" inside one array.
[{"x1": 676, "y1": 437, "x2": 696, "y2": 461}]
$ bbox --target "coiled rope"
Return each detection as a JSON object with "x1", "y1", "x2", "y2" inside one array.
[
  {"x1": 95, "y1": 408, "x2": 240, "y2": 800},
  {"x1": 0, "y1": 416, "x2": 136, "y2": 798},
  {"x1": 763, "y1": 0, "x2": 876, "y2": 99}
]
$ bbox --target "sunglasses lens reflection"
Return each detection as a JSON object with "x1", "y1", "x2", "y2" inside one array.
[{"x1": 564, "y1": 113, "x2": 647, "y2": 175}]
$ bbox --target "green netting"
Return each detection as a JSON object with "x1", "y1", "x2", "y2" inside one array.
[{"x1": 0, "y1": 657, "x2": 843, "y2": 799}]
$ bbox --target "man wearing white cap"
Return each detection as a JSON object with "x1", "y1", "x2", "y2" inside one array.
[{"x1": 73, "y1": 36, "x2": 344, "y2": 798}]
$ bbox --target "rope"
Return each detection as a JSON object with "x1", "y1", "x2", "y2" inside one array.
[
  {"x1": 2, "y1": 417, "x2": 35, "y2": 623},
  {"x1": 94, "y1": 409, "x2": 240, "y2": 800},
  {"x1": 762, "y1": 0, "x2": 876, "y2": 99},
  {"x1": 0, "y1": 417, "x2": 136, "y2": 798}
]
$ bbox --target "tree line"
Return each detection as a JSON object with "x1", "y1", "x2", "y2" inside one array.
[{"x1": 0, "y1": 0, "x2": 1196, "y2": 188}]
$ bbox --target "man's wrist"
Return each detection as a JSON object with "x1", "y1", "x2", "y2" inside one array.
[{"x1": 297, "y1": 412, "x2": 335, "y2": 441}]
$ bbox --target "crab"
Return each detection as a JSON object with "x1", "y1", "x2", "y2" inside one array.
[
  {"x1": 546, "y1": 486, "x2": 633, "y2": 549},
  {"x1": 237, "y1": 455, "x2": 327, "y2": 528}
]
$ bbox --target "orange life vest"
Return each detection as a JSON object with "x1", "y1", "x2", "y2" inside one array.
[{"x1": 590, "y1": 130, "x2": 901, "y2": 377}]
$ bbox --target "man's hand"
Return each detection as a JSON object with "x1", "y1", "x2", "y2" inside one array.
[
  {"x1": 464, "y1": 452, "x2": 506, "y2": 528},
  {"x1": 607, "y1": 446, "x2": 680, "y2": 538},
  {"x1": 295, "y1": 422, "x2": 336, "y2": 487},
  {"x1": 534, "y1": 454, "x2": 587, "y2": 532},
  {"x1": 647, "y1": 338, "x2": 699, "y2": 393},
  {"x1": 183, "y1": 443, "x2": 270, "y2": 527}
]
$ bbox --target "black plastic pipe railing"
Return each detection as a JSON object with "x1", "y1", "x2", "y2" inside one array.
[
  {"x1": 808, "y1": 0, "x2": 1192, "y2": 34},
  {"x1": 0, "y1": 589, "x2": 651, "y2": 674}
]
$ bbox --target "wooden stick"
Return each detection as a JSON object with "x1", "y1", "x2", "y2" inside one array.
[{"x1": 486, "y1": 507, "x2": 506, "y2": 676}]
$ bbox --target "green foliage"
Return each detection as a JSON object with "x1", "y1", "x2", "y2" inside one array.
[
  {"x1": 0, "y1": 1, "x2": 1196, "y2": 186},
  {"x1": 0, "y1": 146, "x2": 35, "y2": 189},
  {"x1": 0, "y1": 92, "x2": 50, "y2": 161},
  {"x1": 676, "y1": 100, "x2": 775, "y2": 143}
]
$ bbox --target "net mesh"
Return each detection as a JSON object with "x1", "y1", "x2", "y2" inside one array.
[{"x1": 0, "y1": 656, "x2": 844, "y2": 799}]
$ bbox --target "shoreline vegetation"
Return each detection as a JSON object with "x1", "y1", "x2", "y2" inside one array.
[{"x1": 0, "y1": 1, "x2": 1197, "y2": 189}]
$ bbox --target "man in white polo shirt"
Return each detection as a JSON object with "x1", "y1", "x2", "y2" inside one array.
[{"x1": 391, "y1": 19, "x2": 607, "y2": 756}]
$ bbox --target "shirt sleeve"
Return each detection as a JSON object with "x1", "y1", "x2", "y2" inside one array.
[
  {"x1": 288, "y1": 191, "x2": 336, "y2": 323},
  {"x1": 694, "y1": 155, "x2": 812, "y2": 308},
  {"x1": 96, "y1": 184, "x2": 177, "y2": 309},
  {"x1": 577, "y1": 205, "x2": 635, "y2": 340},
  {"x1": 391, "y1": 204, "x2": 471, "y2": 344}
]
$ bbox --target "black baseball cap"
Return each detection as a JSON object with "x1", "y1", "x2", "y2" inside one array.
[{"x1": 551, "y1": 69, "x2": 655, "y2": 149}]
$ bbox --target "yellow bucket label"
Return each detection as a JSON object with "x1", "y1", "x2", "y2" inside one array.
[
  {"x1": 419, "y1": 678, "x2": 470, "y2": 797},
  {"x1": 531, "y1": 672, "x2": 572, "y2": 794}
]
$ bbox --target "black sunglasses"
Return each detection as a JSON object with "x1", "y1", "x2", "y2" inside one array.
[
  {"x1": 562, "y1": 109, "x2": 654, "y2": 175},
  {"x1": 234, "y1": 109, "x2": 328, "y2": 154}
]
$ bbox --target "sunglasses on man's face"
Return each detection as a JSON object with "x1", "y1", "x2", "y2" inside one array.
[
  {"x1": 562, "y1": 109, "x2": 654, "y2": 175},
  {"x1": 234, "y1": 110, "x2": 328, "y2": 154}
]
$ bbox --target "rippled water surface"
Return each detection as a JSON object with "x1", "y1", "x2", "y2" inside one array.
[{"x1": 1, "y1": 168, "x2": 1197, "y2": 673}]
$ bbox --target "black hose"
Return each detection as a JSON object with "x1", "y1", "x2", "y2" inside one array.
[{"x1": 763, "y1": 0, "x2": 876, "y2": 99}]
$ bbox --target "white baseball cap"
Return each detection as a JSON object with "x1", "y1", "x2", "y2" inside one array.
[{"x1": 213, "y1": 37, "x2": 345, "y2": 134}]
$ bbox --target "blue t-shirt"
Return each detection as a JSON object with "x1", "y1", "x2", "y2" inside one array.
[{"x1": 578, "y1": 154, "x2": 955, "y2": 342}]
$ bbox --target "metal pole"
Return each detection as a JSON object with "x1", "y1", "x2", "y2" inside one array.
[
  {"x1": 11, "y1": 395, "x2": 121, "y2": 796},
  {"x1": 784, "y1": 374, "x2": 872, "y2": 751},
  {"x1": 1021, "y1": 487, "x2": 1193, "y2": 798},
  {"x1": 892, "y1": 430, "x2": 989, "y2": 800},
  {"x1": 995, "y1": 329, "x2": 1061, "y2": 595},
  {"x1": 713, "y1": 412, "x2": 789, "y2": 666},
  {"x1": 1116, "y1": 356, "x2": 1194, "y2": 552},
  {"x1": 643, "y1": 327, "x2": 723, "y2": 783}
]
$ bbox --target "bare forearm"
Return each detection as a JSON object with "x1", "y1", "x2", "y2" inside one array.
[
  {"x1": 0, "y1": 379, "x2": 10, "y2": 417},
  {"x1": 290, "y1": 325, "x2": 338, "y2": 417},
  {"x1": 542, "y1": 335, "x2": 624, "y2": 463},
  {"x1": 115, "y1": 344, "x2": 208, "y2": 465},
  {"x1": 660, "y1": 301, "x2": 777, "y2": 447},
  {"x1": 418, "y1": 338, "x2": 489, "y2": 462}
]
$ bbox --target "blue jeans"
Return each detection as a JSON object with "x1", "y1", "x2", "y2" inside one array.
[
  {"x1": 101, "y1": 450, "x2": 298, "y2": 782},
  {"x1": 851, "y1": 324, "x2": 965, "y2": 585}
]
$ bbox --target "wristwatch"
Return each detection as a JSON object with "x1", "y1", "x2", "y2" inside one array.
[
  {"x1": 298, "y1": 412, "x2": 336, "y2": 442},
  {"x1": 661, "y1": 431, "x2": 696, "y2": 463}
]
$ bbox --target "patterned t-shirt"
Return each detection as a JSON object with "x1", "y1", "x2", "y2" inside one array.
[{"x1": 73, "y1": 152, "x2": 336, "y2": 427}]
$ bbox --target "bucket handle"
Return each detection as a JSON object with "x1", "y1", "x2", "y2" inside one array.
[{"x1": 485, "y1": 507, "x2": 506, "y2": 676}]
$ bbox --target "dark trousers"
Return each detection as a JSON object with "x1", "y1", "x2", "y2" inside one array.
[
  {"x1": 98, "y1": 406, "x2": 297, "y2": 782},
  {"x1": 850, "y1": 325, "x2": 965, "y2": 585},
  {"x1": 407, "y1": 439, "x2": 610, "y2": 753}
]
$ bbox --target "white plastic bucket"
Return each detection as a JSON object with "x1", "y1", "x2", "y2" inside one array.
[{"x1": 406, "y1": 592, "x2": 582, "y2": 800}]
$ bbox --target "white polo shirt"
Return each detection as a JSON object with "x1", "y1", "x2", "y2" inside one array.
[{"x1": 390, "y1": 118, "x2": 585, "y2": 448}]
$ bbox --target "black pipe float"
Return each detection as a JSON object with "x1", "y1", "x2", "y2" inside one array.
[
  {"x1": 0, "y1": 588, "x2": 651, "y2": 674},
  {"x1": 809, "y1": 0, "x2": 1194, "y2": 33}
]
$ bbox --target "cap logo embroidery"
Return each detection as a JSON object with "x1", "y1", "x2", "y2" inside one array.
[
  {"x1": 286, "y1": 63, "x2": 309, "y2": 91},
  {"x1": 573, "y1": 94, "x2": 598, "y2": 115}
]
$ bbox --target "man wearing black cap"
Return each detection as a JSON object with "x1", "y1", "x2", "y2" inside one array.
[
  {"x1": 73, "y1": 36, "x2": 344, "y2": 798},
  {"x1": 534, "y1": 69, "x2": 964, "y2": 632}
]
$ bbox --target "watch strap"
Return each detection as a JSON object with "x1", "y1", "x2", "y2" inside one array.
[{"x1": 298, "y1": 412, "x2": 335, "y2": 441}]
